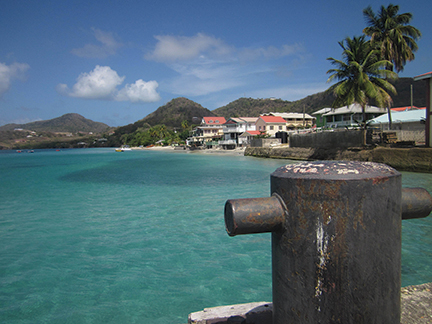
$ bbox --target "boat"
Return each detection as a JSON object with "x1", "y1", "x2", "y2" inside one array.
[{"x1": 115, "y1": 145, "x2": 132, "y2": 152}]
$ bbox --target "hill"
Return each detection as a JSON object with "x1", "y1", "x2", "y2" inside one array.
[
  {"x1": 212, "y1": 98, "x2": 293, "y2": 118},
  {"x1": 212, "y1": 77, "x2": 427, "y2": 118},
  {"x1": 0, "y1": 113, "x2": 111, "y2": 133},
  {"x1": 141, "y1": 97, "x2": 216, "y2": 127},
  {"x1": 113, "y1": 97, "x2": 216, "y2": 136}
]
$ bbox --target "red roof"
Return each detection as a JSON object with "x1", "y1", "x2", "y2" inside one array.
[
  {"x1": 391, "y1": 106, "x2": 426, "y2": 112},
  {"x1": 244, "y1": 130, "x2": 262, "y2": 135},
  {"x1": 414, "y1": 71, "x2": 432, "y2": 81},
  {"x1": 203, "y1": 117, "x2": 226, "y2": 125},
  {"x1": 259, "y1": 115, "x2": 286, "y2": 123}
]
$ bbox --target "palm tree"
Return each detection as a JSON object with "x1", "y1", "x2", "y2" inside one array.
[
  {"x1": 326, "y1": 36, "x2": 397, "y2": 144},
  {"x1": 363, "y1": 4, "x2": 421, "y2": 129},
  {"x1": 363, "y1": 4, "x2": 421, "y2": 73}
]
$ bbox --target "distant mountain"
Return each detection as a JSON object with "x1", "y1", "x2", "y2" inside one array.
[
  {"x1": 212, "y1": 98, "x2": 293, "y2": 118},
  {"x1": 212, "y1": 77, "x2": 427, "y2": 118},
  {"x1": 0, "y1": 113, "x2": 111, "y2": 133},
  {"x1": 142, "y1": 97, "x2": 216, "y2": 127},
  {"x1": 111, "y1": 97, "x2": 217, "y2": 141}
]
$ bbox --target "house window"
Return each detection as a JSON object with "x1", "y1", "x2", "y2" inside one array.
[
  {"x1": 259, "y1": 126, "x2": 262, "y2": 130},
  {"x1": 263, "y1": 126, "x2": 266, "y2": 130},
  {"x1": 279, "y1": 126, "x2": 283, "y2": 130},
  {"x1": 270, "y1": 126, "x2": 274, "y2": 130}
]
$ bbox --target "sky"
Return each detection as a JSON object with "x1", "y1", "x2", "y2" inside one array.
[{"x1": 1, "y1": 0, "x2": 431, "y2": 127}]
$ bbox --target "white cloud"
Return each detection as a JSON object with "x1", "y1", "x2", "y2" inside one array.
[
  {"x1": 145, "y1": 33, "x2": 232, "y2": 62},
  {"x1": 57, "y1": 65, "x2": 160, "y2": 103},
  {"x1": 238, "y1": 44, "x2": 305, "y2": 61},
  {"x1": 58, "y1": 65, "x2": 124, "y2": 100},
  {"x1": 145, "y1": 33, "x2": 308, "y2": 97},
  {"x1": 116, "y1": 79, "x2": 160, "y2": 102},
  {"x1": 71, "y1": 28, "x2": 123, "y2": 58},
  {"x1": 0, "y1": 62, "x2": 30, "y2": 97}
]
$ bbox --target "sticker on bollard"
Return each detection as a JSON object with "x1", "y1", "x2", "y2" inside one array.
[{"x1": 224, "y1": 161, "x2": 432, "y2": 324}]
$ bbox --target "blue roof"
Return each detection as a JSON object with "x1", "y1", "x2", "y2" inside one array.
[{"x1": 369, "y1": 109, "x2": 426, "y2": 124}]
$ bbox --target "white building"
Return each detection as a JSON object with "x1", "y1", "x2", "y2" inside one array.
[
  {"x1": 262, "y1": 112, "x2": 315, "y2": 128},
  {"x1": 321, "y1": 104, "x2": 387, "y2": 128},
  {"x1": 220, "y1": 117, "x2": 258, "y2": 148}
]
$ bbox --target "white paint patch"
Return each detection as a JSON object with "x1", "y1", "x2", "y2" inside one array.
[{"x1": 315, "y1": 217, "x2": 329, "y2": 301}]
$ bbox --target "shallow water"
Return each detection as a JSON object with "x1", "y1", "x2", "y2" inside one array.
[{"x1": 0, "y1": 148, "x2": 431, "y2": 323}]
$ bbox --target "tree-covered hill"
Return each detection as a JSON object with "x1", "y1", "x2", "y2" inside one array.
[
  {"x1": 212, "y1": 98, "x2": 293, "y2": 118},
  {"x1": 141, "y1": 97, "x2": 216, "y2": 128},
  {"x1": 0, "y1": 113, "x2": 111, "y2": 133},
  {"x1": 113, "y1": 97, "x2": 215, "y2": 135},
  {"x1": 212, "y1": 77, "x2": 427, "y2": 118},
  {"x1": 109, "y1": 97, "x2": 216, "y2": 146}
]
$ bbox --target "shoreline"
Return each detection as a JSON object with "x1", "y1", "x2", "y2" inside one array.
[
  {"x1": 131, "y1": 145, "x2": 432, "y2": 173},
  {"x1": 244, "y1": 146, "x2": 432, "y2": 173},
  {"x1": 132, "y1": 145, "x2": 246, "y2": 156}
]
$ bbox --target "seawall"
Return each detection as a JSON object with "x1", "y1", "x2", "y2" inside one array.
[{"x1": 245, "y1": 146, "x2": 432, "y2": 173}]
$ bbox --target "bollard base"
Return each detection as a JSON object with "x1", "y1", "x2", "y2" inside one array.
[
  {"x1": 187, "y1": 283, "x2": 432, "y2": 324},
  {"x1": 188, "y1": 302, "x2": 272, "y2": 324}
]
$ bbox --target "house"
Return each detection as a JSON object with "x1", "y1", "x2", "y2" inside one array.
[
  {"x1": 391, "y1": 106, "x2": 424, "y2": 112},
  {"x1": 255, "y1": 116, "x2": 287, "y2": 137},
  {"x1": 262, "y1": 112, "x2": 315, "y2": 129},
  {"x1": 368, "y1": 108, "x2": 426, "y2": 144},
  {"x1": 320, "y1": 104, "x2": 387, "y2": 128},
  {"x1": 414, "y1": 71, "x2": 432, "y2": 147},
  {"x1": 311, "y1": 108, "x2": 332, "y2": 127},
  {"x1": 219, "y1": 117, "x2": 258, "y2": 149},
  {"x1": 239, "y1": 130, "x2": 263, "y2": 145},
  {"x1": 192, "y1": 117, "x2": 226, "y2": 147}
]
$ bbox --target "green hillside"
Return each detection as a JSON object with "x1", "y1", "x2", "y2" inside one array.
[
  {"x1": 0, "y1": 113, "x2": 111, "y2": 133},
  {"x1": 213, "y1": 77, "x2": 427, "y2": 118}
]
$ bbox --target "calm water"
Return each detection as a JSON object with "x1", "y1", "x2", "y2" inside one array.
[{"x1": 0, "y1": 148, "x2": 431, "y2": 323}]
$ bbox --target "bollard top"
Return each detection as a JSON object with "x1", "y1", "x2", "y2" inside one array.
[{"x1": 272, "y1": 161, "x2": 400, "y2": 180}]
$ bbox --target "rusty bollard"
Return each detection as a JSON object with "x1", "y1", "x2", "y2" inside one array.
[{"x1": 224, "y1": 161, "x2": 432, "y2": 324}]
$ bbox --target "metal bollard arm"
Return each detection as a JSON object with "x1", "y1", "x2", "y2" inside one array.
[
  {"x1": 224, "y1": 194, "x2": 286, "y2": 236},
  {"x1": 402, "y1": 187, "x2": 432, "y2": 220}
]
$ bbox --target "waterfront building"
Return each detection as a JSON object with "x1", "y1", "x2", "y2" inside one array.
[
  {"x1": 255, "y1": 115, "x2": 287, "y2": 137},
  {"x1": 189, "y1": 117, "x2": 226, "y2": 148},
  {"x1": 262, "y1": 112, "x2": 315, "y2": 129},
  {"x1": 220, "y1": 117, "x2": 258, "y2": 149},
  {"x1": 320, "y1": 104, "x2": 386, "y2": 129}
]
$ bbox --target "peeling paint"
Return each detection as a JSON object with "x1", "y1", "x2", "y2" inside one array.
[{"x1": 315, "y1": 217, "x2": 329, "y2": 300}]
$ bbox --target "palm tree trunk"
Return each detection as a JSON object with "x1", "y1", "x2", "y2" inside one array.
[
  {"x1": 362, "y1": 104, "x2": 367, "y2": 146},
  {"x1": 387, "y1": 106, "x2": 392, "y2": 130}
]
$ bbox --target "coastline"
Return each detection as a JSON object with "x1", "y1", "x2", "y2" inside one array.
[
  {"x1": 244, "y1": 146, "x2": 432, "y2": 173},
  {"x1": 132, "y1": 145, "x2": 246, "y2": 155},
  {"x1": 132, "y1": 145, "x2": 432, "y2": 173}
]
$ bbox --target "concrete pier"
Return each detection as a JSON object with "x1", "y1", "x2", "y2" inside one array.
[{"x1": 188, "y1": 282, "x2": 432, "y2": 324}]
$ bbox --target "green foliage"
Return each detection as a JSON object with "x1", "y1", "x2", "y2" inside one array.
[
  {"x1": 363, "y1": 4, "x2": 421, "y2": 73},
  {"x1": 327, "y1": 36, "x2": 397, "y2": 113},
  {"x1": 0, "y1": 113, "x2": 111, "y2": 133}
]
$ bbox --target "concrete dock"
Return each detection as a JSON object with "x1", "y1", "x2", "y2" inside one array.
[{"x1": 188, "y1": 282, "x2": 432, "y2": 324}]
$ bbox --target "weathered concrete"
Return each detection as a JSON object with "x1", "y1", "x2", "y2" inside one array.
[
  {"x1": 290, "y1": 130, "x2": 363, "y2": 149},
  {"x1": 187, "y1": 283, "x2": 432, "y2": 324},
  {"x1": 188, "y1": 302, "x2": 272, "y2": 324},
  {"x1": 401, "y1": 282, "x2": 432, "y2": 324},
  {"x1": 244, "y1": 146, "x2": 432, "y2": 173}
]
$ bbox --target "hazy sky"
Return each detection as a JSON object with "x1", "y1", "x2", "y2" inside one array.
[{"x1": 1, "y1": 0, "x2": 431, "y2": 127}]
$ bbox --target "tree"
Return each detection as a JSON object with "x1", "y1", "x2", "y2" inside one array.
[
  {"x1": 363, "y1": 4, "x2": 421, "y2": 73},
  {"x1": 326, "y1": 36, "x2": 397, "y2": 144},
  {"x1": 363, "y1": 4, "x2": 421, "y2": 129}
]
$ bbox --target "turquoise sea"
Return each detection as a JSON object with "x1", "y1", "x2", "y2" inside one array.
[{"x1": 1, "y1": 148, "x2": 432, "y2": 324}]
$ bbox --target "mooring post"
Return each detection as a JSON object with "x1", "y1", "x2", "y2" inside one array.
[{"x1": 224, "y1": 161, "x2": 432, "y2": 324}]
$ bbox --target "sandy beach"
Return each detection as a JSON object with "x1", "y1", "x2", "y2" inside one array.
[{"x1": 131, "y1": 145, "x2": 246, "y2": 156}]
